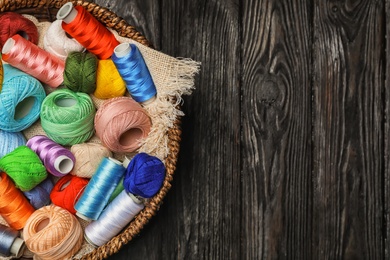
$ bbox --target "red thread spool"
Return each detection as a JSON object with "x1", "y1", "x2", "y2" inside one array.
[{"x1": 58, "y1": 3, "x2": 120, "y2": 60}]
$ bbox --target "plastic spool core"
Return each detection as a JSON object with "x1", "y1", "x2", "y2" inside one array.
[
  {"x1": 119, "y1": 128, "x2": 143, "y2": 147},
  {"x1": 10, "y1": 237, "x2": 25, "y2": 258},
  {"x1": 122, "y1": 156, "x2": 131, "y2": 168},
  {"x1": 60, "y1": 180, "x2": 71, "y2": 191},
  {"x1": 54, "y1": 155, "x2": 74, "y2": 175},
  {"x1": 2, "y1": 38, "x2": 15, "y2": 54},
  {"x1": 57, "y1": 2, "x2": 78, "y2": 24},
  {"x1": 114, "y1": 43, "x2": 131, "y2": 58},
  {"x1": 14, "y1": 97, "x2": 35, "y2": 120}
]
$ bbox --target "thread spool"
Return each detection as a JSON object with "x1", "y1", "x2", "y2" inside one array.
[
  {"x1": 0, "y1": 172, "x2": 35, "y2": 230},
  {"x1": 74, "y1": 157, "x2": 126, "y2": 221},
  {"x1": 0, "y1": 64, "x2": 46, "y2": 132},
  {"x1": 58, "y1": 3, "x2": 120, "y2": 60},
  {"x1": 23, "y1": 205, "x2": 84, "y2": 260},
  {"x1": 2, "y1": 34, "x2": 65, "y2": 87},
  {"x1": 112, "y1": 43, "x2": 157, "y2": 104},
  {"x1": 0, "y1": 146, "x2": 47, "y2": 191},
  {"x1": 40, "y1": 89, "x2": 96, "y2": 146},
  {"x1": 64, "y1": 52, "x2": 98, "y2": 93},
  {"x1": 70, "y1": 142, "x2": 112, "y2": 178},
  {"x1": 0, "y1": 12, "x2": 38, "y2": 49},
  {"x1": 26, "y1": 135, "x2": 75, "y2": 177},
  {"x1": 0, "y1": 130, "x2": 26, "y2": 158},
  {"x1": 94, "y1": 59, "x2": 126, "y2": 99},
  {"x1": 94, "y1": 97, "x2": 151, "y2": 153},
  {"x1": 23, "y1": 178, "x2": 53, "y2": 209},
  {"x1": 0, "y1": 56, "x2": 3, "y2": 92},
  {"x1": 0, "y1": 223, "x2": 25, "y2": 258},
  {"x1": 50, "y1": 174, "x2": 89, "y2": 214},
  {"x1": 43, "y1": 19, "x2": 84, "y2": 60}
]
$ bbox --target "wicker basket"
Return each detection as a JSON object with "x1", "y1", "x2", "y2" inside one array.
[{"x1": 0, "y1": 0, "x2": 181, "y2": 259}]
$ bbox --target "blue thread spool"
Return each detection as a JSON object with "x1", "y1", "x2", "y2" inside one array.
[
  {"x1": 23, "y1": 178, "x2": 53, "y2": 209},
  {"x1": 74, "y1": 157, "x2": 126, "y2": 221},
  {"x1": 112, "y1": 43, "x2": 157, "y2": 104},
  {"x1": 0, "y1": 130, "x2": 26, "y2": 158},
  {"x1": 0, "y1": 224, "x2": 25, "y2": 257}
]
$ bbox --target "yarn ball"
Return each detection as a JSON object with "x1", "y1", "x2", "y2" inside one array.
[
  {"x1": 50, "y1": 174, "x2": 89, "y2": 214},
  {"x1": 70, "y1": 142, "x2": 112, "y2": 178},
  {"x1": 0, "y1": 145, "x2": 47, "y2": 191},
  {"x1": 0, "y1": 64, "x2": 46, "y2": 132},
  {"x1": 40, "y1": 89, "x2": 96, "y2": 146},
  {"x1": 123, "y1": 152, "x2": 165, "y2": 198},
  {"x1": 23, "y1": 205, "x2": 84, "y2": 260},
  {"x1": 94, "y1": 59, "x2": 126, "y2": 99},
  {"x1": 0, "y1": 12, "x2": 38, "y2": 49},
  {"x1": 43, "y1": 20, "x2": 84, "y2": 60},
  {"x1": 23, "y1": 178, "x2": 53, "y2": 209},
  {"x1": 64, "y1": 52, "x2": 98, "y2": 94},
  {"x1": 0, "y1": 129, "x2": 26, "y2": 158}
]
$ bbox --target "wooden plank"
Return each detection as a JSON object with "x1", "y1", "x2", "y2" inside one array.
[
  {"x1": 385, "y1": 0, "x2": 390, "y2": 258},
  {"x1": 240, "y1": 1, "x2": 313, "y2": 259},
  {"x1": 312, "y1": 1, "x2": 384, "y2": 259}
]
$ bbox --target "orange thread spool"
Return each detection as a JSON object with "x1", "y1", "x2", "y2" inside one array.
[{"x1": 0, "y1": 172, "x2": 35, "y2": 230}]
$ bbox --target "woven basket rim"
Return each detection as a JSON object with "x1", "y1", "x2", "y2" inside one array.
[{"x1": 0, "y1": 1, "x2": 181, "y2": 259}]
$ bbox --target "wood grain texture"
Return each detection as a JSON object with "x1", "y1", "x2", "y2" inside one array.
[{"x1": 312, "y1": 1, "x2": 384, "y2": 259}]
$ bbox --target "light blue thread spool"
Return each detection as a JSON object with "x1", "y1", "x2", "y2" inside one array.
[{"x1": 0, "y1": 130, "x2": 26, "y2": 158}]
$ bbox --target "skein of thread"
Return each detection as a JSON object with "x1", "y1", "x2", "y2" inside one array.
[
  {"x1": 70, "y1": 143, "x2": 112, "y2": 178},
  {"x1": 50, "y1": 174, "x2": 89, "y2": 214},
  {"x1": 0, "y1": 172, "x2": 35, "y2": 230},
  {"x1": 26, "y1": 135, "x2": 75, "y2": 177},
  {"x1": 0, "y1": 130, "x2": 26, "y2": 158},
  {"x1": 94, "y1": 97, "x2": 151, "y2": 153},
  {"x1": 0, "y1": 223, "x2": 25, "y2": 258},
  {"x1": 0, "y1": 55, "x2": 3, "y2": 91},
  {"x1": 2, "y1": 35, "x2": 65, "y2": 87},
  {"x1": 112, "y1": 43, "x2": 157, "y2": 103},
  {"x1": 0, "y1": 64, "x2": 46, "y2": 132},
  {"x1": 23, "y1": 205, "x2": 84, "y2": 260},
  {"x1": 58, "y1": 3, "x2": 119, "y2": 60},
  {"x1": 23, "y1": 178, "x2": 53, "y2": 210},
  {"x1": 63, "y1": 52, "x2": 98, "y2": 93},
  {"x1": 0, "y1": 12, "x2": 38, "y2": 49},
  {"x1": 0, "y1": 146, "x2": 47, "y2": 191},
  {"x1": 43, "y1": 19, "x2": 84, "y2": 60},
  {"x1": 74, "y1": 157, "x2": 125, "y2": 221},
  {"x1": 94, "y1": 59, "x2": 126, "y2": 99},
  {"x1": 40, "y1": 89, "x2": 96, "y2": 146}
]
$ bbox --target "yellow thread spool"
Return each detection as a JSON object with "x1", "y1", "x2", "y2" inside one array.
[{"x1": 94, "y1": 59, "x2": 126, "y2": 99}]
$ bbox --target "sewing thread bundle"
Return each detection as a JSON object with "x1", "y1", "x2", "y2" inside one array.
[
  {"x1": 58, "y1": 3, "x2": 119, "y2": 60},
  {"x1": 112, "y1": 43, "x2": 157, "y2": 103},
  {"x1": 94, "y1": 59, "x2": 126, "y2": 99},
  {"x1": 0, "y1": 172, "x2": 35, "y2": 230},
  {"x1": 23, "y1": 178, "x2": 53, "y2": 209},
  {"x1": 0, "y1": 64, "x2": 45, "y2": 132},
  {"x1": 40, "y1": 89, "x2": 96, "y2": 146},
  {"x1": 2, "y1": 35, "x2": 65, "y2": 87},
  {"x1": 0, "y1": 130, "x2": 26, "y2": 158},
  {"x1": 26, "y1": 135, "x2": 75, "y2": 177},
  {"x1": 0, "y1": 223, "x2": 25, "y2": 257}
]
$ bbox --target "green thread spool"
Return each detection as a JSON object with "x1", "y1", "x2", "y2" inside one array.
[
  {"x1": 0, "y1": 146, "x2": 47, "y2": 191},
  {"x1": 64, "y1": 52, "x2": 98, "y2": 94},
  {"x1": 40, "y1": 89, "x2": 96, "y2": 146}
]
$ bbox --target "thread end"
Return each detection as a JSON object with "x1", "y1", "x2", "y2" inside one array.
[
  {"x1": 10, "y1": 237, "x2": 25, "y2": 258},
  {"x1": 114, "y1": 43, "x2": 131, "y2": 58},
  {"x1": 2, "y1": 38, "x2": 15, "y2": 54},
  {"x1": 57, "y1": 3, "x2": 78, "y2": 24}
]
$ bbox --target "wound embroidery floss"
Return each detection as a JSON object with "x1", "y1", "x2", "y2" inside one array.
[
  {"x1": 94, "y1": 97, "x2": 152, "y2": 153},
  {"x1": 0, "y1": 223, "x2": 25, "y2": 258},
  {"x1": 0, "y1": 145, "x2": 47, "y2": 191},
  {"x1": 63, "y1": 52, "x2": 98, "y2": 94},
  {"x1": 26, "y1": 135, "x2": 75, "y2": 177},
  {"x1": 112, "y1": 43, "x2": 157, "y2": 103},
  {"x1": 2, "y1": 34, "x2": 65, "y2": 87},
  {"x1": 94, "y1": 59, "x2": 126, "y2": 99},
  {"x1": 74, "y1": 157, "x2": 125, "y2": 221},
  {"x1": 50, "y1": 174, "x2": 89, "y2": 214},
  {"x1": 58, "y1": 3, "x2": 119, "y2": 60},
  {"x1": 0, "y1": 172, "x2": 35, "y2": 230},
  {"x1": 23, "y1": 178, "x2": 53, "y2": 209},
  {"x1": 0, "y1": 64, "x2": 45, "y2": 132},
  {"x1": 23, "y1": 205, "x2": 84, "y2": 260},
  {"x1": 0, "y1": 56, "x2": 3, "y2": 91},
  {"x1": 40, "y1": 89, "x2": 96, "y2": 146},
  {"x1": 0, "y1": 130, "x2": 26, "y2": 158}
]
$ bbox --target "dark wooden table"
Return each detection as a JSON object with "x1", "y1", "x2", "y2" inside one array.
[{"x1": 93, "y1": 0, "x2": 389, "y2": 259}]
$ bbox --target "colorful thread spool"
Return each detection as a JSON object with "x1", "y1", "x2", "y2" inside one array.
[
  {"x1": 74, "y1": 157, "x2": 125, "y2": 221},
  {"x1": 0, "y1": 64, "x2": 45, "y2": 132},
  {"x1": 94, "y1": 97, "x2": 151, "y2": 153},
  {"x1": 0, "y1": 146, "x2": 47, "y2": 191},
  {"x1": 0, "y1": 172, "x2": 35, "y2": 230},
  {"x1": 112, "y1": 43, "x2": 157, "y2": 103},
  {"x1": 50, "y1": 174, "x2": 89, "y2": 215},
  {"x1": 23, "y1": 178, "x2": 53, "y2": 209},
  {"x1": 2, "y1": 34, "x2": 65, "y2": 87},
  {"x1": 0, "y1": 130, "x2": 26, "y2": 158},
  {"x1": 0, "y1": 223, "x2": 25, "y2": 258},
  {"x1": 23, "y1": 205, "x2": 84, "y2": 260},
  {"x1": 0, "y1": 55, "x2": 3, "y2": 92},
  {"x1": 40, "y1": 89, "x2": 96, "y2": 146},
  {"x1": 27, "y1": 135, "x2": 75, "y2": 177},
  {"x1": 58, "y1": 3, "x2": 119, "y2": 60},
  {"x1": 94, "y1": 59, "x2": 126, "y2": 99}
]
